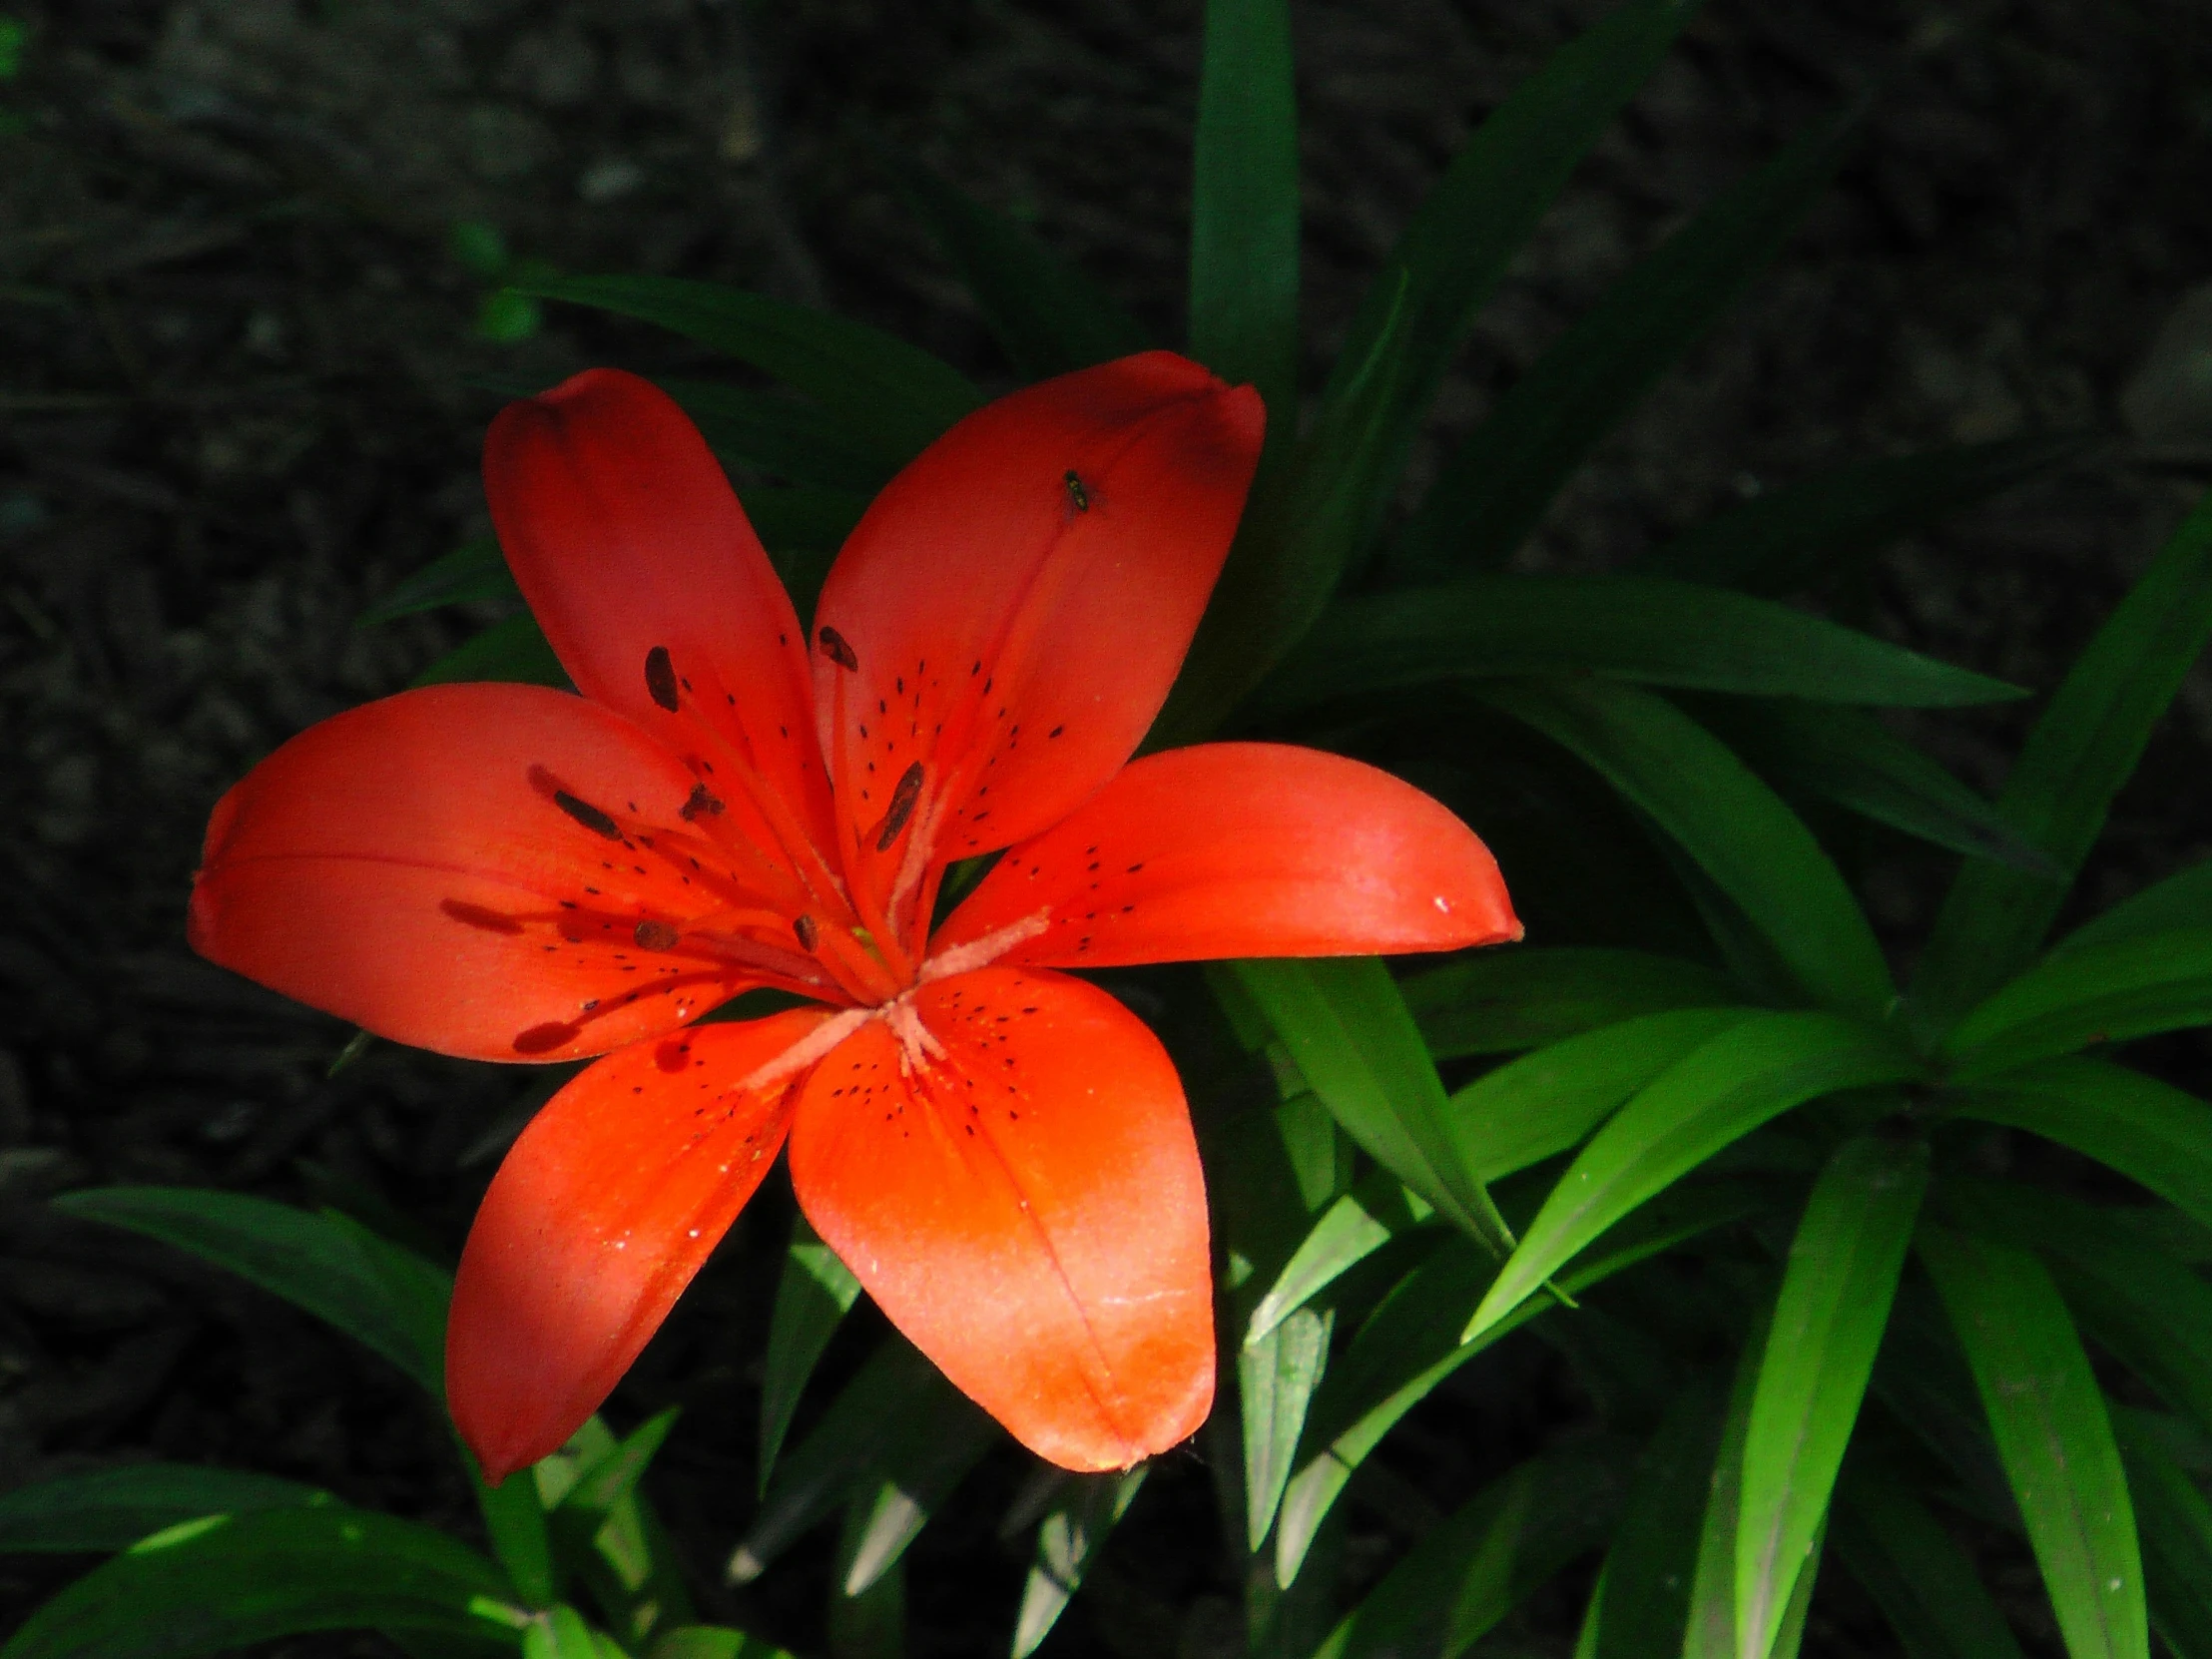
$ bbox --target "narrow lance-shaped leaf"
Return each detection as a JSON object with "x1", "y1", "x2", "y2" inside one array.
[
  {"x1": 513, "y1": 275, "x2": 982, "y2": 468},
  {"x1": 1258, "y1": 576, "x2": 2025, "y2": 716},
  {"x1": 1919, "y1": 1222, "x2": 2148, "y2": 1659},
  {"x1": 411, "y1": 614, "x2": 569, "y2": 691},
  {"x1": 1946, "y1": 1056, "x2": 2212, "y2": 1235},
  {"x1": 1157, "y1": 0, "x2": 1702, "y2": 740},
  {"x1": 1243, "y1": 1304, "x2": 1334, "y2": 1552},
  {"x1": 2111, "y1": 1408, "x2": 2212, "y2": 1659},
  {"x1": 827, "y1": 1491, "x2": 905, "y2": 1659},
  {"x1": 1393, "y1": 94, "x2": 1865, "y2": 576},
  {"x1": 1010, "y1": 1469, "x2": 1147, "y2": 1659},
  {"x1": 1646, "y1": 431, "x2": 2094, "y2": 596},
  {"x1": 1912, "y1": 483, "x2": 2212, "y2": 1039},
  {"x1": 0, "y1": 1465, "x2": 327, "y2": 1554},
  {"x1": 1685, "y1": 1316, "x2": 1771, "y2": 1659},
  {"x1": 1584, "y1": 1381, "x2": 1731, "y2": 1659},
  {"x1": 759, "y1": 1211, "x2": 864, "y2": 1494},
  {"x1": 1472, "y1": 677, "x2": 1893, "y2": 1019},
  {"x1": 1231, "y1": 956, "x2": 1515, "y2": 1256},
  {"x1": 1685, "y1": 698, "x2": 2061, "y2": 876},
  {"x1": 1189, "y1": 0, "x2": 1299, "y2": 426},
  {"x1": 2053, "y1": 857, "x2": 2212, "y2": 956},
  {"x1": 1943, "y1": 927, "x2": 2212, "y2": 1078},
  {"x1": 1831, "y1": 1466, "x2": 2030, "y2": 1659},
  {"x1": 655, "y1": 379, "x2": 894, "y2": 494},
  {"x1": 874, "y1": 146, "x2": 1149, "y2": 382},
  {"x1": 1244, "y1": 1167, "x2": 1432, "y2": 1348},
  {"x1": 1467, "y1": 1011, "x2": 1918, "y2": 1344},
  {"x1": 359, "y1": 538, "x2": 517, "y2": 626},
  {"x1": 0, "y1": 1505, "x2": 520, "y2": 1659},
  {"x1": 1737, "y1": 1135, "x2": 1929, "y2": 1659},
  {"x1": 1404, "y1": 946, "x2": 1740, "y2": 1059}
]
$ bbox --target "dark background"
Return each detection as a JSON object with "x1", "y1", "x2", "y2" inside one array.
[{"x1": 2, "y1": 1, "x2": 2211, "y2": 1652}]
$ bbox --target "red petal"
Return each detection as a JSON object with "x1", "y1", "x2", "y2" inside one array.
[
  {"x1": 189, "y1": 684, "x2": 807, "y2": 1063},
  {"x1": 485, "y1": 368, "x2": 835, "y2": 855},
  {"x1": 933, "y1": 743, "x2": 1519, "y2": 969},
  {"x1": 789, "y1": 968, "x2": 1213, "y2": 1470},
  {"x1": 810, "y1": 352, "x2": 1264, "y2": 914},
  {"x1": 449, "y1": 1010, "x2": 827, "y2": 1480}
]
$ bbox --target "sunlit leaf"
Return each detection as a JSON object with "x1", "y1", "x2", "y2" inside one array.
[
  {"x1": 515, "y1": 275, "x2": 981, "y2": 468},
  {"x1": 1189, "y1": 0, "x2": 1299, "y2": 424},
  {"x1": 1404, "y1": 947, "x2": 1741, "y2": 1059},
  {"x1": 1737, "y1": 1136, "x2": 1929, "y2": 1659},
  {"x1": 759, "y1": 1211, "x2": 864, "y2": 1494},
  {"x1": 1009, "y1": 1468, "x2": 1146, "y2": 1659},
  {"x1": 0, "y1": 1506, "x2": 518, "y2": 1659},
  {"x1": 1473, "y1": 677, "x2": 1892, "y2": 1018},
  {"x1": 1467, "y1": 1012, "x2": 1918, "y2": 1342},
  {"x1": 1244, "y1": 1167, "x2": 1432, "y2": 1348},
  {"x1": 1912, "y1": 483, "x2": 2212, "y2": 1039},
  {"x1": 1946, "y1": 1056, "x2": 2212, "y2": 1233},
  {"x1": 1243, "y1": 1302, "x2": 1334, "y2": 1551},
  {"x1": 648, "y1": 1628, "x2": 800, "y2": 1659},
  {"x1": 1919, "y1": 1223, "x2": 2148, "y2": 1659},
  {"x1": 1944, "y1": 928, "x2": 2212, "y2": 1077}
]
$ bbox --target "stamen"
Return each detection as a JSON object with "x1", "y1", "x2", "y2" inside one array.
[
  {"x1": 644, "y1": 645, "x2": 681, "y2": 712},
  {"x1": 634, "y1": 919, "x2": 680, "y2": 950},
  {"x1": 793, "y1": 914, "x2": 819, "y2": 951},
  {"x1": 739, "y1": 1008, "x2": 869, "y2": 1093},
  {"x1": 1063, "y1": 469, "x2": 1089, "y2": 512},
  {"x1": 818, "y1": 626, "x2": 859, "y2": 671},
  {"x1": 554, "y1": 791, "x2": 623, "y2": 840},
  {"x1": 874, "y1": 762, "x2": 925, "y2": 852},
  {"x1": 919, "y1": 912, "x2": 1050, "y2": 983}
]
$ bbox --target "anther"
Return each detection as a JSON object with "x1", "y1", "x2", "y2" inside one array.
[
  {"x1": 818, "y1": 626, "x2": 858, "y2": 671},
  {"x1": 634, "y1": 919, "x2": 680, "y2": 950},
  {"x1": 1063, "y1": 469, "x2": 1089, "y2": 512},
  {"x1": 679, "y1": 783, "x2": 726, "y2": 822},
  {"x1": 644, "y1": 646, "x2": 681, "y2": 712},
  {"x1": 875, "y1": 762, "x2": 925, "y2": 852},
  {"x1": 793, "y1": 914, "x2": 819, "y2": 951},
  {"x1": 554, "y1": 791, "x2": 623, "y2": 840}
]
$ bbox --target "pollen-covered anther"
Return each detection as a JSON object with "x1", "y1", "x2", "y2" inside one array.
[
  {"x1": 874, "y1": 762, "x2": 925, "y2": 852},
  {"x1": 818, "y1": 626, "x2": 859, "y2": 671},
  {"x1": 882, "y1": 994, "x2": 946, "y2": 1078},
  {"x1": 644, "y1": 645, "x2": 681, "y2": 712},
  {"x1": 679, "y1": 783, "x2": 726, "y2": 822},
  {"x1": 553, "y1": 791, "x2": 623, "y2": 840},
  {"x1": 793, "y1": 914, "x2": 819, "y2": 951},
  {"x1": 918, "y1": 912, "x2": 1050, "y2": 983},
  {"x1": 633, "y1": 919, "x2": 680, "y2": 950}
]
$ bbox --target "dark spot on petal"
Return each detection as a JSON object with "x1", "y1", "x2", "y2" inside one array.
[
  {"x1": 513, "y1": 1021, "x2": 580, "y2": 1054},
  {"x1": 554, "y1": 792, "x2": 623, "y2": 839},
  {"x1": 875, "y1": 762, "x2": 925, "y2": 851},
  {"x1": 819, "y1": 625, "x2": 858, "y2": 671},
  {"x1": 634, "y1": 919, "x2": 681, "y2": 950},
  {"x1": 440, "y1": 898, "x2": 524, "y2": 934},
  {"x1": 645, "y1": 645, "x2": 681, "y2": 712}
]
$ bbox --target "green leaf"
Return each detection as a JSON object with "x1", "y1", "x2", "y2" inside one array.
[
  {"x1": 1404, "y1": 946, "x2": 1742, "y2": 1059},
  {"x1": 1919, "y1": 1223, "x2": 2148, "y2": 1659},
  {"x1": 1473, "y1": 677, "x2": 1894, "y2": 1018},
  {"x1": 1260, "y1": 576, "x2": 2024, "y2": 717},
  {"x1": 536, "y1": 1417, "x2": 691, "y2": 1644},
  {"x1": 1275, "y1": 1180, "x2": 1761, "y2": 1585},
  {"x1": 1229, "y1": 957, "x2": 1514, "y2": 1256},
  {"x1": 1582, "y1": 1382, "x2": 1731, "y2": 1659},
  {"x1": 515, "y1": 276, "x2": 981, "y2": 468},
  {"x1": 872, "y1": 150, "x2": 1147, "y2": 383},
  {"x1": 1243, "y1": 1304, "x2": 1334, "y2": 1550},
  {"x1": 740, "y1": 486, "x2": 869, "y2": 554},
  {"x1": 359, "y1": 538, "x2": 518, "y2": 626},
  {"x1": 411, "y1": 614, "x2": 570, "y2": 691},
  {"x1": 827, "y1": 1492, "x2": 904, "y2": 1659},
  {"x1": 659, "y1": 379, "x2": 894, "y2": 493},
  {"x1": 1912, "y1": 483, "x2": 2212, "y2": 1038},
  {"x1": 1009, "y1": 1469, "x2": 1146, "y2": 1659},
  {"x1": 1155, "y1": 0, "x2": 1702, "y2": 742},
  {"x1": 0, "y1": 1506, "x2": 518, "y2": 1659},
  {"x1": 1683, "y1": 1320, "x2": 1769, "y2": 1659},
  {"x1": 1312, "y1": 1440, "x2": 1631, "y2": 1659},
  {"x1": 478, "y1": 1464, "x2": 556, "y2": 1613},
  {"x1": 2055, "y1": 858, "x2": 2212, "y2": 956},
  {"x1": 1448, "y1": 1006, "x2": 1763, "y2": 1189},
  {"x1": 52, "y1": 1188, "x2": 450, "y2": 1395},
  {"x1": 1392, "y1": 95, "x2": 1865, "y2": 575},
  {"x1": 1737, "y1": 1136, "x2": 1929, "y2": 1659},
  {"x1": 1946, "y1": 1056, "x2": 2212, "y2": 1233},
  {"x1": 1189, "y1": 0, "x2": 1299, "y2": 425},
  {"x1": 1647, "y1": 431, "x2": 2095, "y2": 596},
  {"x1": 0, "y1": 1464, "x2": 327, "y2": 1553},
  {"x1": 1687, "y1": 699, "x2": 2062, "y2": 875},
  {"x1": 1943, "y1": 928, "x2": 2212, "y2": 1077},
  {"x1": 1245, "y1": 1168, "x2": 1430, "y2": 1347},
  {"x1": 1831, "y1": 1467, "x2": 2029, "y2": 1659},
  {"x1": 523, "y1": 1606, "x2": 601, "y2": 1659},
  {"x1": 648, "y1": 1627, "x2": 800, "y2": 1659},
  {"x1": 2112, "y1": 1408, "x2": 2212, "y2": 1659},
  {"x1": 728, "y1": 1338, "x2": 994, "y2": 1586},
  {"x1": 759, "y1": 1212, "x2": 864, "y2": 1494},
  {"x1": 1467, "y1": 1011, "x2": 1918, "y2": 1342}
]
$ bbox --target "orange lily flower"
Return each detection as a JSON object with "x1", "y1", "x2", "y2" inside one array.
[{"x1": 188, "y1": 352, "x2": 1518, "y2": 1479}]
